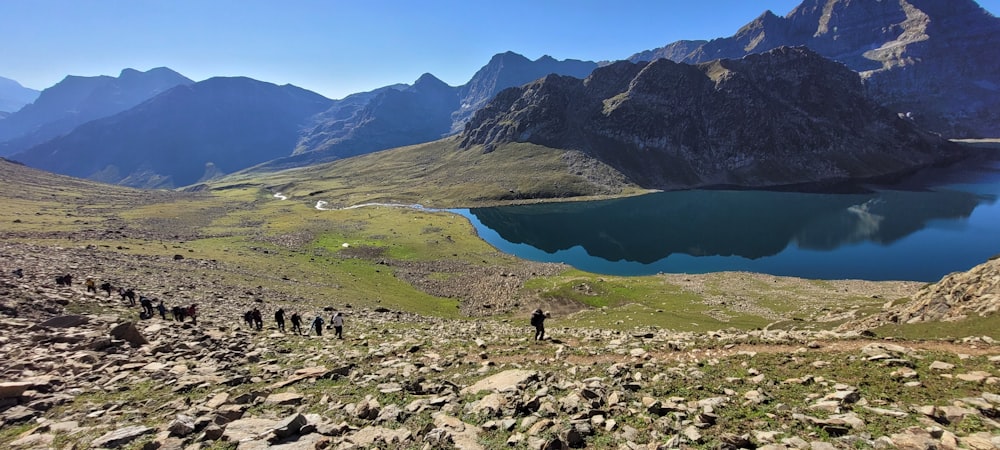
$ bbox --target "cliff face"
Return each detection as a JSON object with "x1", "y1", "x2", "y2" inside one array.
[
  {"x1": 461, "y1": 47, "x2": 962, "y2": 190},
  {"x1": 630, "y1": 0, "x2": 1000, "y2": 138}
]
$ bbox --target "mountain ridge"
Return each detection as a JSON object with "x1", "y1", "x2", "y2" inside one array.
[
  {"x1": 11, "y1": 77, "x2": 332, "y2": 188},
  {"x1": 461, "y1": 47, "x2": 963, "y2": 190},
  {"x1": 0, "y1": 67, "x2": 193, "y2": 156},
  {"x1": 0, "y1": 76, "x2": 40, "y2": 113},
  {"x1": 629, "y1": 0, "x2": 1000, "y2": 137},
  {"x1": 246, "y1": 52, "x2": 599, "y2": 172}
]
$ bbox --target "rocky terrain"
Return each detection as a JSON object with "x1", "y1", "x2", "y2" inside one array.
[
  {"x1": 461, "y1": 47, "x2": 962, "y2": 191},
  {"x1": 847, "y1": 255, "x2": 1000, "y2": 330},
  {"x1": 2, "y1": 241, "x2": 999, "y2": 449}
]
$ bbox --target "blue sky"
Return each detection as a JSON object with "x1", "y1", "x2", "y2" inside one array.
[{"x1": 3, "y1": 0, "x2": 998, "y2": 99}]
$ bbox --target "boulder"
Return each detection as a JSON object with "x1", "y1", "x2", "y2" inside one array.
[
  {"x1": 0, "y1": 381, "x2": 33, "y2": 399},
  {"x1": 34, "y1": 315, "x2": 89, "y2": 329},
  {"x1": 460, "y1": 369, "x2": 537, "y2": 395},
  {"x1": 109, "y1": 322, "x2": 148, "y2": 346},
  {"x1": 89, "y1": 425, "x2": 153, "y2": 448}
]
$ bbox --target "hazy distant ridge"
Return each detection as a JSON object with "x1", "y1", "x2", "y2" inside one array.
[
  {"x1": 0, "y1": 76, "x2": 39, "y2": 114},
  {"x1": 0, "y1": 68, "x2": 193, "y2": 156},
  {"x1": 278, "y1": 52, "x2": 598, "y2": 168},
  {"x1": 12, "y1": 77, "x2": 332, "y2": 188}
]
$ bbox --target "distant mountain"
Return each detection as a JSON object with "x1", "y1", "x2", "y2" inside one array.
[
  {"x1": 453, "y1": 52, "x2": 599, "y2": 133},
  {"x1": 461, "y1": 47, "x2": 963, "y2": 190},
  {"x1": 628, "y1": 0, "x2": 1000, "y2": 138},
  {"x1": 0, "y1": 68, "x2": 193, "y2": 156},
  {"x1": 294, "y1": 73, "x2": 459, "y2": 159},
  {"x1": 277, "y1": 52, "x2": 597, "y2": 168},
  {"x1": 12, "y1": 77, "x2": 333, "y2": 188},
  {"x1": 0, "y1": 76, "x2": 39, "y2": 113}
]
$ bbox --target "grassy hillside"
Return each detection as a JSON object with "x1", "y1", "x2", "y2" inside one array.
[{"x1": 222, "y1": 138, "x2": 648, "y2": 209}]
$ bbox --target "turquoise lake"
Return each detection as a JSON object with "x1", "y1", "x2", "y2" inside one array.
[{"x1": 453, "y1": 157, "x2": 1000, "y2": 282}]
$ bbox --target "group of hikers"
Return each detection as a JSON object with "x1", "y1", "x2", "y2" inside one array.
[
  {"x1": 17, "y1": 268, "x2": 552, "y2": 341},
  {"x1": 243, "y1": 307, "x2": 345, "y2": 338},
  {"x1": 58, "y1": 273, "x2": 199, "y2": 324}
]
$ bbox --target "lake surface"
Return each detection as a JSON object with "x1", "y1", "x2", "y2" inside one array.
[{"x1": 453, "y1": 158, "x2": 1000, "y2": 281}]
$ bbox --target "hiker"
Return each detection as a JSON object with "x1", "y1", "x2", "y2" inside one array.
[
  {"x1": 139, "y1": 296, "x2": 154, "y2": 318},
  {"x1": 312, "y1": 314, "x2": 324, "y2": 336},
  {"x1": 251, "y1": 308, "x2": 263, "y2": 331},
  {"x1": 187, "y1": 304, "x2": 197, "y2": 325},
  {"x1": 332, "y1": 312, "x2": 344, "y2": 339},
  {"x1": 172, "y1": 305, "x2": 186, "y2": 322},
  {"x1": 290, "y1": 312, "x2": 302, "y2": 335},
  {"x1": 275, "y1": 308, "x2": 286, "y2": 332},
  {"x1": 156, "y1": 300, "x2": 167, "y2": 320},
  {"x1": 100, "y1": 282, "x2": 113, "y2": 297},
  {"x1": 243, "y1": 310, "x2": 254, "y2": 328},
  {"x1": 84, "y1": 278, "x2": 96, "y2": 293},
  {"x1": 531, "y1": 308, "x2": 549, "y2": 341},
  {"x1": 124, "y1": 288, "x2": 136, "y2": 306}
]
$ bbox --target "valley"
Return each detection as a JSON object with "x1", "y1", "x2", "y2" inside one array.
[
  {"x1": 2, "y1": 152, "x2": 999, "y2": 449},
  {"x1": 1, "y1": 1, "x2": 999, "y2": 448}
]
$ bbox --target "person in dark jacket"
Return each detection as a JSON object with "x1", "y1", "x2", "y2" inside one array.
[
  {"x1": 531, "y1": 308, "x2": 549, "y2": 341},
  {"x1": 290, "y1": 312, "x2": 302, "y2": 335},
  {"x1": 312, "y1": 315, "x2": 324, "y2": 336},
  {"x1": 275, "y1": 308, "x2": 286, "y2": 332}
]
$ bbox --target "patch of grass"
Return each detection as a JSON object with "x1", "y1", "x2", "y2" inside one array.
[{"x1": 0, "y1": 423, "x2": 36, "y2": 445}]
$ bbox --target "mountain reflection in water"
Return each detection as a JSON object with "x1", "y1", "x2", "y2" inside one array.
[{"x1": 455, "y1": 162, "x2": 1000, "y2": 281}]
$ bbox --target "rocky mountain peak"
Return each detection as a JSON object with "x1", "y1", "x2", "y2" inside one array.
[
  {"x1": 410, "y1": 72, "x2": 451, "y2": 93},
  {"x1": 461, "y1": 46, "x2": 962, "y2": 190},
  {"x1": 630, "y1": 0, "x2": 1000, "y2": 138}
]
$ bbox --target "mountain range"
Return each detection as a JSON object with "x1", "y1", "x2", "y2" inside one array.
[
  {"x1": 13, "y1": 77, "x2": 332, "y2": 188},
  {"x1": 262, "y1": 52, "x2": 597, "y2": 171},
  {"x1": 0, "y1": 68, "x2": 193, "y2": 157},
  {"x1": 1, "y1": 0, "x2": 997, "y2": 190},
  {"x1": 629, "y1": 0, "x2": 1000, "y2": 138}
]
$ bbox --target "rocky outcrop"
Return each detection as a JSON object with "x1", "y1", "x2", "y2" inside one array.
[
  {"x1": 629, "y1": 0, "x2": 1000, "y2": 138},
  {"x1": 461, "y1": 47, "x2": 962, "y2": 190},
  {"x1": 847, "y1": 255, "x2": 1000, "y2": 329}
]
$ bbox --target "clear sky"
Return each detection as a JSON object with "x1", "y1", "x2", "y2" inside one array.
[{"x1": 3, "y1": 0, "x2": 998, "y2": 100}]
